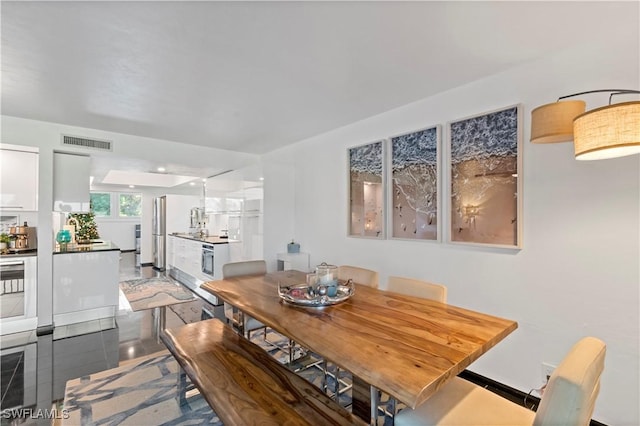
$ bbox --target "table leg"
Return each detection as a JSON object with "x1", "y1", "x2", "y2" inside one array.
[
  {"x1": 153, "y1": 306, "x2": 167, "y2": 342},
  {"x1": 370, "y1": 386, "x2": 380, "y2": 425},
  {"x1": 177, "y1": 366, "x2": 187, "y2": 406},
  {"x1": 351, "y1": 375, "x2": 371, "y2": 423}
]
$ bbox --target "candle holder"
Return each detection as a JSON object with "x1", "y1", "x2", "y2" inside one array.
[{"x1": 56, "y1": 229, "x2": 72, "y2": 250}]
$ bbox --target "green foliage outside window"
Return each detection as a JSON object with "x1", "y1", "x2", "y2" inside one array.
[
  {"x1": 90, "y1": 193, "x2": 111, "y2": 216},
  {"x1": 119, "y1": 193, "x2": 142, "y2": 217}
]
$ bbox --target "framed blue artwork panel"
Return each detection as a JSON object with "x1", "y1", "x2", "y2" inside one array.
[
  {"x1": 348, "y1": 140, "x2": 385, "y2": 238},
  {"x1": 390, "y1": 125, "x2": 440, "y2": 241},
  {"x1": 448, "y1": 105, "x2": 522, "y2": 248}
]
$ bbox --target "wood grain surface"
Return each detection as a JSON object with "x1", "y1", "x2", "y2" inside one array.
[
  {"x1": 201, "y1": 271, "x2": 518, "y2": 409},
  {"x1": 161, "y1": 318, "x2": 366, "y2": 426}
]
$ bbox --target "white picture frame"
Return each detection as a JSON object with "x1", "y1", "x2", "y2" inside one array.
[{"x1": 446, "y1": 104, "x2": 523, "y2": 248}]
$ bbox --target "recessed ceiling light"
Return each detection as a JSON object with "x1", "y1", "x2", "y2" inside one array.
[
  {"x1": 189, "y1": 182, "x2": 195, "y2": 186},
  {"x1": 201, "y1": 178, "x2": 206, "y2": 182},
  {"x1": 259, "y1": 177, "x2": 264, "y2": 181},
  {"x1": 157, "y1": 167, "x2": 166, "y2": 172},
  {"x1": 129, "y1": 185, "x2": 135, "y2": 188}
]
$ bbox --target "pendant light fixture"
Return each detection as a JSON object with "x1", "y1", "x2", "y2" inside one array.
[
  {"x1": 531, "y1": 100, "x2": 586, "y2": 144},
  {"x1": 530, "y1": 89, "x2": 640, "y2": 160}
]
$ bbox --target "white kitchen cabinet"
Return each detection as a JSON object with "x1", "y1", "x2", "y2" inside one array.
[
  {"x1": 168, "y1": 236, "x2": 201, "y2": 279},
  {"x1": 53, "y1": 249, "x2": 120, "y2": 326},
  {"x1": 166, "y1": 235, "x2": 174, "y2": 271},
  {"x1": 168, "y1": 235, "x2": 229, "y2": 281},
  {"x1": 0, "y1": 147, "x2": 38, "y2": 211},
  {"x1": 184, "y1": 238, "x2": 202, "y2": 278},
  {"x1": 53, "y1": 152, "x2": 90, "y2": 212}
]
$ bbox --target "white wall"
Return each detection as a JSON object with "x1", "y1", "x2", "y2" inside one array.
[
  {"x1": 93, "y1": 219, "x2": 138, "y2": 251},
  {"x1": 262, "y1": 37, "x2": 640, "y2": 424}
]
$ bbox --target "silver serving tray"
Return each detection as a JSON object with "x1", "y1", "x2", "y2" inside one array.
[{"x1": 278, "y1": 280, "x2": 355, "y2": 307}]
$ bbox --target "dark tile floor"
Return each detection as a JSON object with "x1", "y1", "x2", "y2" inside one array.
[{"x1": 0, "y1": 252, "x2": 190, "y2": 418}]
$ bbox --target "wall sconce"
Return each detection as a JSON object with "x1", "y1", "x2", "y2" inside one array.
[
  {"x1": 464, "y1": 205, "x2": 480, "y2": 226},
  {"x1": 530, "y1": 89, "x2": 640, "y2": 160}
]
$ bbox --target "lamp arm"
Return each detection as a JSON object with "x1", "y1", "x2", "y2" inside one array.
[{"x1": 557, "y1": 89, "x2": 640, "y2": 103}]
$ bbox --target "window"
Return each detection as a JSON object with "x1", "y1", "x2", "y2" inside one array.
[
  {"x1": 90, "y1": 193, "x2": 111, "y2": 217},
  {"x1": 90, "y1": 192, "x2": 142, "y2": 219},
  {"x1": 119, "y1": 193, "x2": 142, "y2": 217}
]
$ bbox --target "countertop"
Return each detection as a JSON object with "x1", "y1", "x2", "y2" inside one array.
[
  {"x1": 53, "y1": 240, "x2": 121, "y2": 254},
  {"x1": 0, "y1": 250, "x2": 37, "y2": 259},
  {"x1": 170, "y1": 233, "x2": 231, "y2": 244}
]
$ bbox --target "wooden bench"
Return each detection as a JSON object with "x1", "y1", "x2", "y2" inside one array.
[{"x1": 161, "y1": 318, "x2": 366, "y2": 425}]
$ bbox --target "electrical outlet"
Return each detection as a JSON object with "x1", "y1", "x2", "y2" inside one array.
[{"x1": 542, "y1": 362, "x2": 556, "y2": 384}]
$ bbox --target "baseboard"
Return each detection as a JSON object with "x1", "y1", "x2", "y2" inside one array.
[{"x1": 459, "y1": 370, "x2": 607, "y2": 426}]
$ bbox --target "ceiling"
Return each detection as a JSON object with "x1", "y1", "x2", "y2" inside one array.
[{"x1": 1, "y1": 1, "x2": 636, "y2": 187}]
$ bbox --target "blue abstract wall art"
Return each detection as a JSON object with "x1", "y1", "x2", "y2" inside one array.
[
  {"x1": 349, "y1": 141, "x2": 384, "y2": 238},
  {"x1": 449, "y1": 105, "x2": 521, "y2": 247},
  {"x1": 391, "y1": 126, "x2": 439, "y2": 240}
]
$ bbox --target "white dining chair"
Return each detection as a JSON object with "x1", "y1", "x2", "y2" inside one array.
[
  {"x1": 337, "y1": 265, "x2": 379, "y2": 288},
  {"x1": 395, "y1": 336, "x2": 606, "y2": 426},
  {"x1": 223, "y1": 260, "x2": 305, "y2": 365},
  {"x1": 222, "y1": 260, "x2": 267, "y2": 338},
  {"x1": 320, "y1": 265, "x2": 379, "y2": 404},
  {"x1": 386, "y1": 276, "x2": 447, "y2": 303},
  {"x1": 372, "y1": 276, "x2": 448, "y2": 423}
]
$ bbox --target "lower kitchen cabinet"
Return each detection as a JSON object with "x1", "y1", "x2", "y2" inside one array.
[
  {"x1": 53, "y1": 249, "x2": 120, "y2": 326},
  {"x1": 167, "y1": 235, "x2": 229, "y2": 281}
]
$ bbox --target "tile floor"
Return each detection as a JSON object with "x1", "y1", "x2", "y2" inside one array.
[{"x1": 0, "y1": 252, "x2": 190, "y2": 418}]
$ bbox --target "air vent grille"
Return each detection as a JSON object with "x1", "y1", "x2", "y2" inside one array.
[{"x1": 61, "y1": 135, "x2": 113, "y2": 151}]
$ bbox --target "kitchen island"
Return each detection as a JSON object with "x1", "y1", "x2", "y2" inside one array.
[
  {"x1": 53, "y1": 240, "x2": 121, "y2": 254},
  {"x1": 169, "y1": 233, "x2": 231, "y2": 245},
  {"x1": 167, "y1": 233, "x2": 229, "y2": 282},
  {"x1": 166, "y1": 233, "x2": 229, "y2": 316},
  {"x1": 53, "y1": 240, "x2": 120, "y2": 326}
]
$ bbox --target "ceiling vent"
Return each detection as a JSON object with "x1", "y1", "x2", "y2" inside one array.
[{"x1": 61, "y1": 134, "x2": 113, "y2": 151}]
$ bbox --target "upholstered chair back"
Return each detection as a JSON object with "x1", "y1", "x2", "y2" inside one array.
[
  {"x1": 222, "y1": 260, "x2": 267, "y2": 278},
  {"x1": 337, "y1": 265, "x2": 379, "y2": 289},
  {"x1": 387, "y1": 276, "x2": 447, "y2": 303},
  {"x1": 222, "y1": 260, "x2": 267, "y2": 335},
  {"x1": 533, "y1": 337, "x2": 606, "y2": 426}
]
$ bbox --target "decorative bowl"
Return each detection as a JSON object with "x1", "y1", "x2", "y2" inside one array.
[{"x1": 278, "y1": 279, "x2": 354, "y2": 308}]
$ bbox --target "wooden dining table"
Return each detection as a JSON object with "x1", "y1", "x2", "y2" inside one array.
[{"x1": 201, "y1": 270, "x2": 517, "y2": 422}]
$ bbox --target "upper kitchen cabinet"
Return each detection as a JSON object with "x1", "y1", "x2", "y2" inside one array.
[
  {"x1": 205, "y1": 197, "x2": 243, "y2": 214},
  {"x1": 0, "y1": 145, "x2": 39, "y2": 211},
  {"x1": 53, "y1": 152, "x2": 90, "y2": 212}
]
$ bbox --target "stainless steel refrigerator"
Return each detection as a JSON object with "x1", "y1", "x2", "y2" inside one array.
[{"x1": 152, "y1": 196, "x2": 166, "y2": 270}]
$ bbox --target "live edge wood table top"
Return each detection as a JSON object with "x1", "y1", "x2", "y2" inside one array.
[{"x1": 201, "y1": 270, "x2": 517, "y2": 410}]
